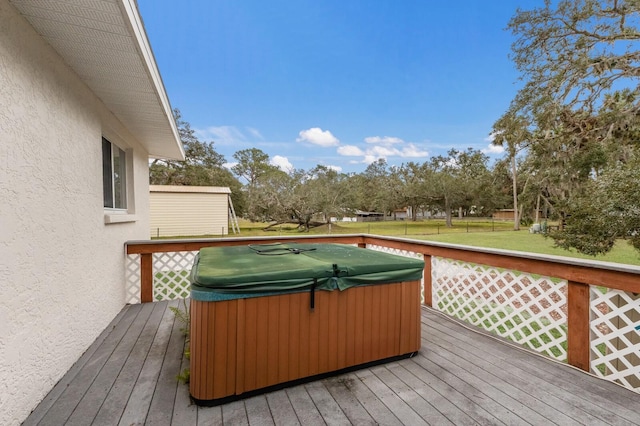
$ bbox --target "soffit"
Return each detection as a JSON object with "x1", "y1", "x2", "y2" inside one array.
[{"x1": 9, "y1": 0, "x2": 185, "y2": 160}]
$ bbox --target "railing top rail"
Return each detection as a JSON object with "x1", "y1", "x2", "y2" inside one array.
[
  {"x1": 126, "y1": 233, "x2": 364, "y2": 247},
  {"x1": 125, "y1": 233, "x2": 640, "y2": 292}
]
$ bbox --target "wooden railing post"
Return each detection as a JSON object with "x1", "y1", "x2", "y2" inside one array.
[
  {"x1": 140, "y1": 253, "x2": 153, "y2": 303},
  {"x1": 423, "y1": 254, "x2": 432, "y2": 307},
  {"x1": 567, "y1": 280, "x2": 590, "y2": 371}
]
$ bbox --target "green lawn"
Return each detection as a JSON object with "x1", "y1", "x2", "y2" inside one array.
[
  {"x1": 232, "y1": 219, "x2": 640, "y2": 266},
  {"x1": 158, "y1": 218, "x2": 640, "y2": 266},
  {"x1": 414, "y1": 230, "x2": 640, "y2": 266}
]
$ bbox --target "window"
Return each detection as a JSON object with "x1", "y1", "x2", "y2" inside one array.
[{"x1": 102, "y1": 137, "x2": 127, "y2": 209}]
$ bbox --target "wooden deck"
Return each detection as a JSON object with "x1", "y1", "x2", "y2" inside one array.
[{"x1": 24, "y1": 300, "x2": 640, "y2": 426}]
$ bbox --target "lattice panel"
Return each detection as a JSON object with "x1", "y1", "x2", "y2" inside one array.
[
  {"x1": 366, "y1": 244, "x2": 425, "y2": 303},
  {"x1": 125, "y1": 254, "x2": 141, "y2": 304},
  {"x1": 153, "y1": 251, "x2": 197, "y2": 301},
  {"x1": 590, "y1": 288, "x2": 640, "y2": 392},
  {"x1": 432, "y1": 257, "x2": 568, "y2": 361}
]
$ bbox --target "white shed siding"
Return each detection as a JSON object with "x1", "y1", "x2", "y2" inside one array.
[
  {"x1": 150, "y1": 187, "x2": 230, "y2": 237},
  {"x1": 0, "y1": 1, "x2": 161, "y2": 424}
]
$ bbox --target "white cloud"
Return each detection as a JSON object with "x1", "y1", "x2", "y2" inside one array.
[
  {"x1": 246, "y1": 127, "x2": 264, "y2": 140},
  {"x1": 223, "y1": 162, "x2": 237, "y2": 170},
  {"x1": 339, "y1": 142, "x2": 428, "y2": 163},
  {"x1": 326, "y1": 165, "x2": 343, "y2": 172},
  {"x1": 369, "y1": 145, "x2": 397, "y2": 157},
  {"x1": 271, "y1": 155, "x2": 294, "y2": 173},
  {"x1": 364, "y1": 136, "x2": 404, "y2": 145},
  {"x1": 483, "y1": 144, "x2": 505, "y2": 154},
  {"x1": 399, "y1": 143, "x2": 429, "y2": 157},
  {"x1": 297, "y1": 127, "x2": 340, "y2": 147},
  {"x1": 195, "y1": 125, "x2": 246, "y2": 145},
  {"x1": 194, "y1": 125, "x2": 266, "y2": 145},
  {"x1": 337, "y1": 145, "x2": 365, "y2": 156},
  {"x1": 363, "y1": 155, "x2": 378, "y2": 164}
]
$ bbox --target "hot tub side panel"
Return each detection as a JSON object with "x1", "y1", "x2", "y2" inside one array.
[
  {"x1": 190, "y1": 280, "x2": 421, "y2": 403},
  {"x1": 190, "y1": 299, "x2": 238, "y2": 400}
]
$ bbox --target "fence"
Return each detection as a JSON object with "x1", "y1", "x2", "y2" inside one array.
[{"x1": 125, "y1": 234, "x2": 640, "y2": 393}]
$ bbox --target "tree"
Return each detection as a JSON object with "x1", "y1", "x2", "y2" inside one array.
[
  {"x1": 552, "y1": 155, "x2": 640, "y2": 255},
  {"x1": 396, "y1": 162, "x2": 431, "y2": 221},
  {"x1": 428, "y1": 149, "x2": 491, "y2": 227},
  {"x1": 352, "y1": 159, "x2": 392, "y2": 214},
  {"x1": 508, "y1": 0, "x2": 640, "y2": 117},
  {"x1": 505, "y1": 0, "x2": 640, "y2": 254},
  {"x1": 230, "y1": 148, "x2": 280, "y2": 221},
  {"x1": 492, "y1": 113, "x2": 531, "y2": 230},
  {"x1": 304, "y1": 165, "x2": 354, "y2": 224},
  {"x1": 150, "y1": 109, "x2": 226, "y2": 184},
  {"x1": 241, "y1": 165, "x2": 353, "y2": 232},
  {"x1": 232, "y1": 148, "x2": 277, "y2": 188},
  {"x1": 149, "y1": 109, "x2": 245, "y2": 215}
]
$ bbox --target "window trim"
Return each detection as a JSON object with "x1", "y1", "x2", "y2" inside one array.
[{"x1": 102, "y1": 136, "x2": 136, "y2": 224}]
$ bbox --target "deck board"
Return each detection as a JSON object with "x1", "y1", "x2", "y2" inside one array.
[
  {"x1": 24, "y1": 301, "x2": 640, "y2": 425},
  {"x1": 264, "y1": 389, "x2": 300, "y2": 425},
  {"x1": 429, "y1": 313, "x2": 640, "y2": 425},
  {"x1": 419, "y1": 339, "x2": 561, "y2": 424},
  {"x1": 92, "y1": 301, "x2": 171, "y2": 425},
  {"x1": 425, "y1": 318, "x2": 612, "y2": 425},
  {"x1": 146, "y1": 300, "x2": 185, "y2": 425},
  {"x1": 285, "y1": 385, "x2": 325, "y2": 424}
]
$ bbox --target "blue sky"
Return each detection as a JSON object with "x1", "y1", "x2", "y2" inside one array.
[{"x1": 138, "y1": 1, "x2": 543, "y2": 174}]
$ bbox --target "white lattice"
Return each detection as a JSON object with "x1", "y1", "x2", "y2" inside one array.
[
  {"x1": 152, "y1": 251, "x2": 197, "y2": 301},
  {"x1": 366, "y1": 244, "x2": 425, "y2": 303},
  {"x1": 432, "y1": 257, "x2": 568, "y2": 361},
  {"x1": 590, "y1": 288, "x2": 640, "y2": 392},
  {"x1": 366, "y1": 244, "x2": 423, "y2": 260},
  {"x1": 125, "y1": 254, "x2": 141, "y2": 304}
]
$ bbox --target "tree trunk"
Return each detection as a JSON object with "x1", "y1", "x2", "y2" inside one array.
[
  {"x1": 445, "y1": 198, "x2": 453, "y2": 227},
  {"x1": 511, "y1": 155, "x2": 520, "y2": 230}
]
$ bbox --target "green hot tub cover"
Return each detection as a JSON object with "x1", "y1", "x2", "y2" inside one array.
[{"x1": 190, "y1": 243, "x2": 424, "y2": 301}]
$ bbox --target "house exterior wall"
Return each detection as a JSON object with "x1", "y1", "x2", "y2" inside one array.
[
  {"x1": 0, "y1": 2, "x2": 151, "y2": 424},
  {"x1": 150, "y1": 187, "x2": 230, "y2": 237}
]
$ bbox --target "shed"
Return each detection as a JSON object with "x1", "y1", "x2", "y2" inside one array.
[
  {"x1": 492, "y1": 209, "x2": 516, "y2": 220},
  {"x1": 150, "y1": 185, "x2": 232, "y2": 237},
  {"x1": 356, "y1": 210, "x2": 385, "y2": 222}
]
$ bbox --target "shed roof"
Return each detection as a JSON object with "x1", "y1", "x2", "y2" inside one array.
[
  {"x1": 150, "y1": 185, "x2": 232, "y2": 194},
  {"x1": 9, "y1": 0, "x2": 184, "y2": 160}
]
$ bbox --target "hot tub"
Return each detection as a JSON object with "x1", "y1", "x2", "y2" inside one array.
[{"x1": 189, "y1": 243, "x2": 424, "y2": 405}]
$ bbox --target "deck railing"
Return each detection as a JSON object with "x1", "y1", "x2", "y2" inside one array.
[{"x1": 125, "y1": 234, "x2": 640, "y2": 393}]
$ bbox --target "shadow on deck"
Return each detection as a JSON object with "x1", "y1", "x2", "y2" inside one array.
[{"x1": 24, "y1": 300, "x2": 640, "y2": 425}]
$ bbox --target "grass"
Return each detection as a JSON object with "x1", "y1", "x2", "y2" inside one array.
[
  {"x1": 415, "y1": 230, "x2": 640, "y2": 266},
  {"x1": 438, "y1": 293, "x2": 568, "y2": 361},
  {"x1": 155, "y1": 270, "x2": 190, "y2": 300},
  {"x1": 222, "y1": 218, "x2": 640, "y2": 266},
  {"x1": 235, "y1": 217, "x2": 515, "y2": 237}
]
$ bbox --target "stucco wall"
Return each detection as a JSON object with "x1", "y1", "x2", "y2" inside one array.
[{"x1": 0, "y1": 2, "x2": 151, "y2": 424}]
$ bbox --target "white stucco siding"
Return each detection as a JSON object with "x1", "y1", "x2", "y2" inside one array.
[{"x1": 0, "y1": 2, "x2": 150, "y2": 424}]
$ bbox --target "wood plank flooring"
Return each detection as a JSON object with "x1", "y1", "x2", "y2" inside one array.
[{"x1": 23, "y1": 301, "x2": 640, "y2": 425}]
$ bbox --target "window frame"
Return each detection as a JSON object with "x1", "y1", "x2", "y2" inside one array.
[{"x1": 102, "y1": 136, "x2": 137, "y2": 223}]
